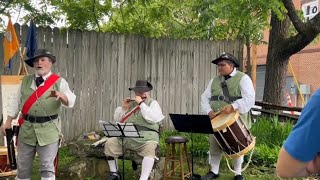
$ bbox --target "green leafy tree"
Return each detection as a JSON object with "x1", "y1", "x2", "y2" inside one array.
[
  {"x1": 263, "y1": 0, "x2": 320, "y2": 105},
  {"x1": 0, "y1": 0, "x2": 58, "y2": 29},
  {"x1": 51, "y1": 0, "x2": 112, "y2": 31}
]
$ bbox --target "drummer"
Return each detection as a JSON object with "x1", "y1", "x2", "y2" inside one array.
[{"x1": 200, "y1": 52, "x2": 255, "y2": 180}]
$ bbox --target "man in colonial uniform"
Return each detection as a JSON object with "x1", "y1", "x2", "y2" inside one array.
[
  {"x1": 200, "y1": 53, "x2": 255, "y2": 180},
  {"x1": 104, "y1": 80, "x2": 165, "y2": 180},
  {"x1": 0, "y1": 49, "x2": 76, "y2": 180}
]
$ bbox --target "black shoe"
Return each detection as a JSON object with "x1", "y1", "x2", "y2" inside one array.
[
  {"x1": 106, "y1": 172, "x2": 120, "y2": 180},
  {"x1": 234, "y1": 175, "x2": 244, "y2": 180},
  {"x1": 201, "y1": 171, "x2": 219, "y2": 180}
]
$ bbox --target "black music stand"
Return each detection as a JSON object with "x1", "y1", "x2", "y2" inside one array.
[
  {"x1": 169, "y1": 114, "x2": 214, "y2": 180},
  {"x1": 99, "y1": 120, "x2": 143, "y2": 180}
]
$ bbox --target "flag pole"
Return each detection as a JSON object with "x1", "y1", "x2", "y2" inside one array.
[{"x1": 17, "y1": 47, "x2": 28, "y2": 76}]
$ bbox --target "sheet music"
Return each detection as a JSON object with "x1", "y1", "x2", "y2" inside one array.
[
  {"x1": 99, "y1": 120, "x2": 122, "y2": 137},
  {"x1": 99, "y1": 120, "x2": 141, "y2": 138},
  {"x1": 118, "y1": 123, "x2": 140, "y2": 137}
]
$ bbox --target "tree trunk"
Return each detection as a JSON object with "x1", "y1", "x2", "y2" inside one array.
[
  {"x1": 263, "y1": 1, "x2": 320, "y2": 105},
  {"x1": 246, "y1": 34, "x2": 252, "y2": 78},
  {"x1": 263, "y1": 13, "x2": 290, "y2": 105},
  {"x1": 263, "y1": 52, "x2": 289, "y2": 105}
]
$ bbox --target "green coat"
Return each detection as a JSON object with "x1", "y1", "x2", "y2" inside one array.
[{"x1": 18, "y1": 75, "x2": 62, "y2": 146}]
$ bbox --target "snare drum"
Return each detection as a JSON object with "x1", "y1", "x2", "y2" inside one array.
[{"x1": 211, "y1": 111, "x2": 255, "y2": 159}]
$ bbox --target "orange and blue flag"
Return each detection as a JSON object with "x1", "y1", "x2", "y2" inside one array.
[{"x1": 3, "y1": 17, "x2": 19, "y2": 66}]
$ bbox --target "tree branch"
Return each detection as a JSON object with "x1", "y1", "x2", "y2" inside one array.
[
  {"x1": 279, "y1": 14, "x2": 320, "y2": 59},
  {"x1": 282, "y1": 0, "x2": 306, "y2": 34},
  {"x1": 93, "y1": 0, "x2": 101, "y2": 31},
  {"x1": 0, "y1": 0, "x2": 13, "y2": 15},
  {"x1": 308, "y1": 13, "x2": 320, "y2": 32}
]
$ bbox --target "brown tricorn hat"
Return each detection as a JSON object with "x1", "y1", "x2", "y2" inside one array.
[
  {"x1": 24, "y1": 49, "x2": 56, "y2": 67},
  {"x1": 129, "y1": 80, "x2": 153, "y2": 92}
]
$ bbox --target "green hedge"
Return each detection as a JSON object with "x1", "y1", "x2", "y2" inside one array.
[{"x1": 159, "y1": 115, "x2": 294, "y2": 167}]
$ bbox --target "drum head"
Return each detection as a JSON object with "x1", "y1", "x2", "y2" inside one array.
[{"x1": 211, "y1": 111, "x2": 240, "y2": 131}]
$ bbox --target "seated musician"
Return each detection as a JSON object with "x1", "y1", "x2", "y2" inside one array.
[
  {"x1": 104, "y1": 80, "x2": 165, "y2": 180},
  {"x1": 200, "y1": 52, "x2": 255, "y2": 180}
]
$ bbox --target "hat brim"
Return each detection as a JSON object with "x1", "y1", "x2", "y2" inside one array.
[
  {"x1": 24, "y1": 54, "x2": 56, "y2": 67},
  {"x1": 128, "y1": 86, "x2": 152, "y2": 92},
  {"x1": 211, "y1": 57, "x2": 240, "y2": 67}
]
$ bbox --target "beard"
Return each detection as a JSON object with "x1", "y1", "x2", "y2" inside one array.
[{"x1": 35, "y1": 68, "x2": 48, "y2": 76}]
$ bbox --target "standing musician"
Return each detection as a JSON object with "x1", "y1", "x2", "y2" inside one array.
[
  {"x1": 104, "y1": 80, "x2": 165, "y2": 180},
  {"x1": 200, "y1": 52, "x2": 255, "y2": 180},
  {"x1": 0, "y1": 49, "x2": 76, "y2": 180}
]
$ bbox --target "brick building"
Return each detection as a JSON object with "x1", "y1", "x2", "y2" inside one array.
[{"x1": 248, "y1": 0, "x2": 320, "y2": 107}]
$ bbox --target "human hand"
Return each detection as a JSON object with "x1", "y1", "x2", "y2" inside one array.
[
  {"x1": 0, "y1": 120, "x2": 12, "y2": 136},
  {"x1": 208, "y1": 111, "x2": 216, "y2": 119},
  {"x1": 47, "y1": 90, "x2": 64, "y2": 100},
  {"x1": 221, "y1": 105, "x2": 234, "y2": 114},
  {"x1": 122, "y1": 97, "x2": 131, "y2": 111},
  {"x1": 135, "y1": 96, "x2": 143, "y2": 105}
]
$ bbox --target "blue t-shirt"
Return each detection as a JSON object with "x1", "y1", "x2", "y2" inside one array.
[{"x1": 284, "y1": 89, "x2": 320, "y2": 162}]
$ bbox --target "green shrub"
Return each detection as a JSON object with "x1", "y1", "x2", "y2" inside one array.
[
  {"x1": 250, "y1": 116, "x2": 294, "y2": 167},
  {"x1": 251, "y1": 116, "x2": 293, "y2": 147},
  {"x1": 160, "y1": 130, "x2": 209, "y2": 158}
]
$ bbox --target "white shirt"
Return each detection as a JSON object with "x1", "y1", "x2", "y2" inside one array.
[
  {"x1": 114, "y1": 100, "x2": 165, "y2": 123},
  {"x1": 7, "y1": 71, "x2": 76, "y2": 118},
  {"x1": 200, "y1": 68, "x2": 255, "y2": 114}
]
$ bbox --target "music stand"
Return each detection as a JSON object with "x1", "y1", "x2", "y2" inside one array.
[
  {"x1": 169, "y1": 114, "x2": 214, "y2": 179},
  {"x1": 99, "y1": 120, "x2": 143, "y2": 180}
]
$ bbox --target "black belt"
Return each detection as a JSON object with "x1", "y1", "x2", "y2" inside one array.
[
  {"x1": 210, "y1": 95, "x2": 242, "y2": 103},
  {"x1": 23, "y1": 114, "x2": 58, "y2": 123},
  {"x1": 135, "y1": 125, "x2": 159, "y2": 133}
]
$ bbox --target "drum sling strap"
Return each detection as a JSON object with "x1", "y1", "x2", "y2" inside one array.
[{"x1": 210, "y1": 79, "x2": 242, "y2": 103}]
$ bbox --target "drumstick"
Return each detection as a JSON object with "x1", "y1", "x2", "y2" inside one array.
[{"x1": 215, "y1": 110, "x2": 222, "y2": 117}]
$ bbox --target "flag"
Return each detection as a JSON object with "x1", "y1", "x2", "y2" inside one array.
[
  {"x1": 7, "y1": 59, "x2": 12, "y2": 69},
  {"x1": 25, "y1": 20, "x2": 37, "y2": 58},
  {"x1": 3, "y1": 17, "x2": 19, "y2": 66}
]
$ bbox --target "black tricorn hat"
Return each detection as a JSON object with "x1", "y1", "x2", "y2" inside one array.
[
  {"x1": 129, "y1": 80, "x2": 153, "y2": 92},
  {"x1": 211, "y1": 52, "x2": 240, "y2": 67},
  {"x1": 24, "y1": 49, "x2": 56, "y2": 67}
]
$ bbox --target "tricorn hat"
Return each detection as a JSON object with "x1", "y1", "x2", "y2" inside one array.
[
  {"x1": 129, "y1": 80, "x2": 153, "y2": 92},
  {"x1": 211, "y1": 52, "x2": 240, "y2": 67},
  {"x1": 24, "y1": 49, "x2": 56, "y2": 67}
]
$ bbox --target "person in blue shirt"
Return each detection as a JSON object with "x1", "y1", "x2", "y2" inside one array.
[{"x1": 276, "y1": 89, "x2": 320, "y2": 178}]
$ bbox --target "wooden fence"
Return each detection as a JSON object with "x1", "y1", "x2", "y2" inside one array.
[{"x1": 0, "y1": 24, "x2": 243, "y2": 142}]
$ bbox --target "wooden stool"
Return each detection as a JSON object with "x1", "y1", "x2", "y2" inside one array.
[{"x1": 163, "y1": 136, "x2": 192, "y2": 180}]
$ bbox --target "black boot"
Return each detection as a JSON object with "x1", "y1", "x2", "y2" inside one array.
[
  {"x1": 201, "y1": 171, "x2": 219, "y2": 180},
  {"x1": 234, "y1": 174, "x2": 244, "y2": 180},
  {"x1": 106, "y1": 172, "x2": 120, "y2": 180}
]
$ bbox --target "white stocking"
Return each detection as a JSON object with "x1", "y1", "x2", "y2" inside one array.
[{"x1": 140, "y1": 157, "x2": 154, "y2": 180}]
